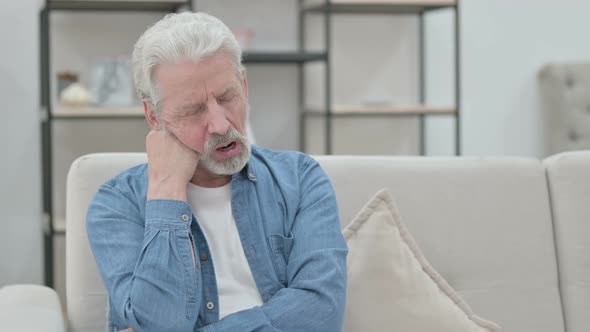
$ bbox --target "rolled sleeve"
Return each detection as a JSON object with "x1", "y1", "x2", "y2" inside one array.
[{"x1": 145, "y1": 199, "x2": 194, "y2": 230}]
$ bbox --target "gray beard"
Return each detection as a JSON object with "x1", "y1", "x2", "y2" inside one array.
[
  {"x1": 199, "y1": 127, "x2": 251, "y2": 175},
  {"x1": 200, "y1": 140, "x2": 251, "y2": 175}
]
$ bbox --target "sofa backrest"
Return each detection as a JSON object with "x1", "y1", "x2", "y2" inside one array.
[
  {"x1": 544, "y1": 151, "x2": 590, "y2": 332},
  {"x1": 66, "y1": 153, "x2": 565, "y2": 332},
  {"x1": 318, "y1": 156, "x2": 564, "y2": 332},
  {"x1": 66, "y1": 153, "x2": 147, "y2": 332}
]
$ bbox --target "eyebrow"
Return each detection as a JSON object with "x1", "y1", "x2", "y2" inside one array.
[
  {"x1": 216, "y1": 86, "x2": 238, "y2": 98},
  {"x1": 177, "y1": 86, "x2": 239, "y2": 113},
  {"x1": 178, "y1": 101, "x2": 206, "y2": 114}
]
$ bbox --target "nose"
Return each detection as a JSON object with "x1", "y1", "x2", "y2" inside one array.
[{"x1": 205, "y1": 101, "x2": 230, "y2": 135}]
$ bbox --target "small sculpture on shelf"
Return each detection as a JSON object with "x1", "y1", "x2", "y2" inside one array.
[
  {"x1": 59, "y1": 82, "x2": 92, "y2": 107},
  {"x1": 57, "y1": 71, "x2": 78, "y2": 97}
]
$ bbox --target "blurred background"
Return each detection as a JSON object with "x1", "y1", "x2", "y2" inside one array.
[{"x1": 2, "y1": 0, "x2": 590, "y2": 310}]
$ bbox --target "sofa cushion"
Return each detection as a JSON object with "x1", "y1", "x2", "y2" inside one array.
[
  {"x1": 342, "y1": 189, "x2": 501, "y2": 332},
  {"x1": 544, "y1": 150, "x2": 590, "y2": 332},
  {"x1": 67, "y1": 153, "x2": 148, "y2": 332}
]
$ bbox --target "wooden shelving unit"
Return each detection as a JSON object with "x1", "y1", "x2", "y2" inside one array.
[
  {"x1": 300, "y1": 0, "x2": 460, "y2": 155},
  {"x1": 303, "y1": 0, "x2": 456, "y2": 14}
]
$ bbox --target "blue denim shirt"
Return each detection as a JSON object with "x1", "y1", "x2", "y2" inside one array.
[{"x1": 87, "y1": 145, "x2": 348, "y2": 332}]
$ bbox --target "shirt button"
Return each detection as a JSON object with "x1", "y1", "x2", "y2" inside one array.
[
  {"x1": 200, "y1": 252, "x2": 208, "y2": 261},
  {"x1": 248, "y1": 173, "x2": 256, "y2": 181},
  {"x1": 206, "y1": 302, "x2": 215, "y2": 310},
  {"x1": 181, "y1": 214, "x2": 189, "y2": 222}
]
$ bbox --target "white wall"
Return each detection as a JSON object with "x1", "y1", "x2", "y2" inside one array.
[
  {"x1": 0, "y1": 0, "x2": 44, "y2": 285},
  {"x1": 453, "y1": 0, "x2": 590, "y2": 157}
]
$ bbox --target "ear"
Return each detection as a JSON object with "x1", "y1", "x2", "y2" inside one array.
[
  {"x1": 241, "y1": 68, "x2": 249, "y2": 98},
  {"x1": 143, "y1": 100, "x2": 159, "y2": 130}
]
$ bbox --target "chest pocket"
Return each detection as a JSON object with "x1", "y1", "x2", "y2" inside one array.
[{"x1": 269, "y1": 232, "x2": 294, "y2": 287}]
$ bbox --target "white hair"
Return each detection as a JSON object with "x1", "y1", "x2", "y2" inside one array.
[{"x1": 132, "y1": 12, "x2": 243, "y2": 113}]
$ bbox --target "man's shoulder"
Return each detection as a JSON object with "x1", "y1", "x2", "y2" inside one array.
[
  {"x1": 102, "y1": 163, "x2": 148, "y2": 193},
  {"x1": 251, "y1": 145, "x2": 316, "y2": 170},
  {"x1": 88, "y1": 163, "x2": 148, "y2": 222}
]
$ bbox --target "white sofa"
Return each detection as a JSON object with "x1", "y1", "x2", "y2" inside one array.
[
  {"x1": 1, "y1": 150, "x2": 589, "y2": 332},
  {"x1": 539, "y1": 63, "x2": 590, "y2": 156},
  {"x1": 0, "y1": 284, "x2": 65, "y2": 332}
]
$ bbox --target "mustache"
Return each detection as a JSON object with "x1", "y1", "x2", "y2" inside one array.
[{"x1": 203, "y1": 127, "x2": 247, "y2": 155}]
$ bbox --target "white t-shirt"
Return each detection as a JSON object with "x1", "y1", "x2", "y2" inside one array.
[{"x1": 187, "y1": 182, "x2": 264, "y2": 319}]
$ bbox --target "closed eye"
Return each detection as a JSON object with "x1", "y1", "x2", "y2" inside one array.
[
  {"x1": 177, "y1": 103, "x2": 206, "y2": 118},
  {"x1": 218, "y1": 93, "x2": 236, "y2": 104}
]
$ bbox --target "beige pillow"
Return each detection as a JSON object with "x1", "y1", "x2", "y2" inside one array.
[{"x1": 343, "y1": 189, "x2": 502, "y2": 332}]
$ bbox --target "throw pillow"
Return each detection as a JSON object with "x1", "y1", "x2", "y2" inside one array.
[{"x1": 342, "y1": 189, "x2": 502, "y2": 332}]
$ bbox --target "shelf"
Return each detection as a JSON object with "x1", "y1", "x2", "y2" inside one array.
[
  {"x1": 46, "y1": 0, "x2": 189, "y2": 11},
  {"x1": 303, "y1": 0, "x2": 457, "y2": 14},
  {"x1": 243, "y1": 51, "x2": 328, "y2": 64},
  {"x1": 305, "y1": 105, "x2": 456, "y2": 116},
  {"x1": 52, "y1": 104, "x2": 145, "y2": 119}
]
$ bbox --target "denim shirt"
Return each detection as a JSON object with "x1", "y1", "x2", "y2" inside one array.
[{"x1": 86, "y1": 145, "x2": 348, "y2": 332}]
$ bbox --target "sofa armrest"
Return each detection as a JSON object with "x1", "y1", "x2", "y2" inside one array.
[{"x1": 0, "y1": 284, "x2": 65, "y2": 332}]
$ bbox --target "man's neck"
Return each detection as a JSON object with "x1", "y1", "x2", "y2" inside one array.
[{"x1": 190, "y1": 166, "x2": 232, "y2": 188}]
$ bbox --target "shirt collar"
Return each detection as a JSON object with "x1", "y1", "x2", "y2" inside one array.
[{"x1": 232, "y1": 145, "x2": 257, "y2": 182}]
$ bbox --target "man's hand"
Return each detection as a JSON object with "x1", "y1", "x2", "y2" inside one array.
[{"x1": 146, "y1": 129, "x2": 199, "y2": 202}]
